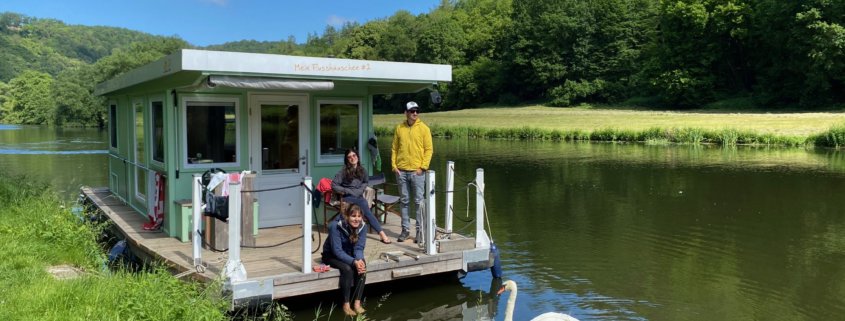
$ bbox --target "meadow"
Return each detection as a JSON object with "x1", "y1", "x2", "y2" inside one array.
[{"x1": 374, "y1": 105, "x2": 845, "y2": 147}]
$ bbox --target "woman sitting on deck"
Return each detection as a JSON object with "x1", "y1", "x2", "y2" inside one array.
[
  {"x1": 322, "y1": 204, "x2": 368, "y2": 316},
  {"x1": 332, "y1": 148, "x2": 392, "y2": 244}
]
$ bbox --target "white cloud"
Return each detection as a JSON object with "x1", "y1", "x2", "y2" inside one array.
[{"x1": 326, "y1": 15, "x2": 353, "y2": 27}]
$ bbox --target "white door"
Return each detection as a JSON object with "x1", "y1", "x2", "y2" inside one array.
[{"x1": 249, "y1": 94, "x2": 309, "y2": 228}]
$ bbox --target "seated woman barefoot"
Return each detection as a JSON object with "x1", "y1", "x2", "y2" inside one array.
[
  {"x1": 332, "y1": 148, "x2": 392, "y2": 244},
  {"x1": 321, "y1": 204, "x2": 368, "y2": 316}
]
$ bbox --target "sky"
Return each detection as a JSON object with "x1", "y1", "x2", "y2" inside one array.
[{"x1": 2, "y1": 0, "x2": 442, "y2": 46}]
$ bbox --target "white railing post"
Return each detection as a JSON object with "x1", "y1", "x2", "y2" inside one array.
[
  {"x1": 425, "y1": 170, "x2": 437, "y2": 255},
  {"x1": 223, "y1": 176, "x2": 246, "y2": 282},
  {"x1": 302, "y1": 176, "x2": 312, "y2": 274},
  {"x1": 475, "y1": 169, "x2": 490, "y2": 248},
  {"x1": 191, "y1": 174, "x2": 203, "y2": 268},
  {"x1": 445, "y1": 161, "x2": 455, "y2": 234}
]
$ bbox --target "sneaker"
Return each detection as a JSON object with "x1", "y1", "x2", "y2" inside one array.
[
  {"x1": 414, "y1": 230, "x2": 422, "y2": 244},
  {"x1": 397, "y1": 230, "x2": 410, "y2": 242}
]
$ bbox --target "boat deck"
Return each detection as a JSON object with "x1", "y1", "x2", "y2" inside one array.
[{"x1": 82, "y1": 186, "x2": 481, "y2": 300}]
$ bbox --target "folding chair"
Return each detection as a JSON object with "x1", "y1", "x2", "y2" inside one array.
[
  {"x1": 322, "y1": 190, "x2": 347, "y2": 232},
  {"x1": 369, "y1": 173, "x2": 400, "y2": 224}
]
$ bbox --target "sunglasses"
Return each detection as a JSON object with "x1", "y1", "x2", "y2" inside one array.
[{"x1": 408, "y1": 109, "x2": 420, "y2": 114}]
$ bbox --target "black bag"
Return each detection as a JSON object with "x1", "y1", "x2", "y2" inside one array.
[{"x1": 201, "y1": 168, "x2": 229, "y2": 222}]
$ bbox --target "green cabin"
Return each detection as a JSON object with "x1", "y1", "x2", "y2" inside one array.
[{"x1": 95, "y1": 49, "x2": 450, "y2": 241}]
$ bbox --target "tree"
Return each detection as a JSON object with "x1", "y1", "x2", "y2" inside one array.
[
  {"x1": 3, "y1": 70, "x2": 55, "y2": 124},
  {"x1": 503, "y1": 0, "x2": 656, "y2": 105},
  {"x1": 93, "y1": 37, "x2": 189, "y2": 82},
  {"x1": 378, "y1": 11, "x2": 418, "y2": 62},
  {"x1": 750, "y1": 0, "x2": 845, "y2": 107},
  {"x1": 53, "y1": 65, "x2": 102, "y2": 126}
]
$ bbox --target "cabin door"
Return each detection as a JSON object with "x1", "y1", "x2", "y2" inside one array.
[{"x1": 248, "y1": 94, "x2": 309, "y2": 228}]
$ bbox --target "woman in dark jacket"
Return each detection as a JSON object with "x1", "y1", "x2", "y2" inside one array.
[
  {"x1": 322, "y1": 204, "x2": 368, "y2": 316},
  {"x1": 332, "y1": 148, "x2": 392, "y2": 244}
]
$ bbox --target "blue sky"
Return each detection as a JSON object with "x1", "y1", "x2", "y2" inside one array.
[{"x1": 2, "y1": 0, "x2": 441, "y2": 46}]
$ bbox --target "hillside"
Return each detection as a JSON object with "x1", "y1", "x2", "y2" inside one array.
[{"x1": 0, "y1": 12, "x2": 163, "y2": 82}]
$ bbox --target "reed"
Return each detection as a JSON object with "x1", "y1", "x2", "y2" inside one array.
[
  {"x1": 374, "y1": 106, "x2": 845, "y2": 148},
  {"x1": 810, "y1": 123, "x2": 845, "y2": 148},
  {"x1": 375, "y1": 124, "x2": 815, "y2": 148}
]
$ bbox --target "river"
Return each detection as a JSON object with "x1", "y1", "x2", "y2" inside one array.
[{"x1": 2, "y1": 125, "x2": 844, "y2": 321}]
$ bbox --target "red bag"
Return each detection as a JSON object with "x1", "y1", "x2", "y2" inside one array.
[{"x1": 317, "y1": 178, "x2": 333, "y2": 204}]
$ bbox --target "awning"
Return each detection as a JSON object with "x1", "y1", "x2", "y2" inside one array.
[{"x1": 206, "y1": 75, "x2": 334, "y2": 90}]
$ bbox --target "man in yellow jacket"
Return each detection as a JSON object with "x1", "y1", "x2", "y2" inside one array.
[{"x1": 391, "y1": 101, "x2": 433, "y2": 243}]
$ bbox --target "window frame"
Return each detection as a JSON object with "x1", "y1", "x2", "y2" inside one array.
[
  {"x1": 108, "y1": 101, "x2": 118, "y2": 151},
  {"x1": 150, "y1": 96, "x2": 165, "y2": 166},
  {"x1": 180, "y1": 95, "x2": 241, "y2": 170},
  {"x1": 315, "y1": 99, "x2": 363, "y2": 164},
  {"x1": 132, "y1": 98, "x2": 147, "y2": 203}
]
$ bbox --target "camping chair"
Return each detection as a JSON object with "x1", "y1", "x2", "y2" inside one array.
[
  {"x1": 369, "y1": 173, "x2": 400, "y2": 225},
  {"x1": 321, "y1": 186, "x2": 379, "y2": 232},
  {"x1": 322, "y1": 189, "x2": 347, "y2": 231}
]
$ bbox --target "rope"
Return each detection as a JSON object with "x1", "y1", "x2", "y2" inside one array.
[
  {"x1": 240, "y1": 182, "x2": 304, "y2": 193},
  {"x1": 467, "y1": 181, "x2": 494, "y2": 243},
  {"x1": 174, "y1": 269, "x2": 196, "y2": 279}
]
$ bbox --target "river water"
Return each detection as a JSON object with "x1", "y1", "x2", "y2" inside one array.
[{"x1": 2, "y1": 125, "x2": 844, "y2": 321}]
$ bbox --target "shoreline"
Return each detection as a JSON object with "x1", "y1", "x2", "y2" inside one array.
[{"x1": 374, "y1": 106, "x2": 845, "y2": 148}]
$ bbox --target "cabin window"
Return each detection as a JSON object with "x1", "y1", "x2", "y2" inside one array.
[
  {"x1": 317, "y1": 100, "x2": 361, "y2": 163},
  {"x1": 109, "y1": 103, "x2": 118, "y2": 150},
  {"x1": 133, "y1": 99, "x2": 147, "y2": 202},
  {"x1": 151, "y1": 100, "x2": 164, "y2": 163},
  {"x1": 182, "y1": 96, "x2": 240, "y2": 168}
]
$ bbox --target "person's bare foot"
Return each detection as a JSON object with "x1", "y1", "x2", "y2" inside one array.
[
  {"x1": 353, "y1": 300, "x2": 366, "y2": 314},
  {"x1": 343, "y1": 304, "x2": 356, "y2": 316},
  {"x1": 355, "y1": 304, "x2": 367, "y2": 314}
]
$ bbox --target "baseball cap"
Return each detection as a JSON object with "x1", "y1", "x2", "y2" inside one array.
[{"x1": 406, "y1": 101, "x2": 419, "y2": 110}]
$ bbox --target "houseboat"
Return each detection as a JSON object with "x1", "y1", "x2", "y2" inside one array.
[{"x1": 89, "y1": 49, "x2": 493, "y2": 308}]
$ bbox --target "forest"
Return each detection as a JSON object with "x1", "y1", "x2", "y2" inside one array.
[{"x1": 0, "y1": 0, "x2": 843, "y2": 127}]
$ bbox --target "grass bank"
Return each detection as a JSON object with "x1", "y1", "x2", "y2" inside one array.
[
  {"x1": 374, "y1": 105, "x2": 845, "y2": 148},
  {"x1": 0, "y1": 172, "x2": 230, "y2": 321}
]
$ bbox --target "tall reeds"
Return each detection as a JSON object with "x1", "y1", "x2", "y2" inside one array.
[{"x1": 375, "y1": 124, "x2": 817, "y2": 148}]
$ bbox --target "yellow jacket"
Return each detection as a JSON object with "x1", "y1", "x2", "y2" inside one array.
[{"x1": 391, "y1": 119, "x2": 433, "y2": 172}]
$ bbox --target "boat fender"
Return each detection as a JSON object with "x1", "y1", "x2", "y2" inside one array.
[
  {"x1": 107, "y1": 239, "x2": 128, "y2": 263},
  {"x1": 490, "y1": 242, "x2": 503, "y2": 278}
]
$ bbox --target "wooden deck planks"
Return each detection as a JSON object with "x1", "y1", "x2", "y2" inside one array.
[{"x1": 82, "y1": 187, "x2": 475, "y2": 299}]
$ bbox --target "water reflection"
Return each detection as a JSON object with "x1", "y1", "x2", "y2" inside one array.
[
  {"x1": 0, "y1": 125, "x2": 108, "y2": 199},
  {"x1": 2, "y1": 127, "x2": 845, "y2": 320},
  {"x1": 374, "y1": 138, "x2": 845, "y2": 321},
  {"x1": 285, "y1": 276, "x2": 502, "y2": 321}
]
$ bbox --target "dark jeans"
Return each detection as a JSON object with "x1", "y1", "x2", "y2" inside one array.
[
  {"x1": 342, "y1": 196, "x2": 383, "y2": 233},
  {"x1": 322, "y1": 256, "x2": 366, "y2": 303}
]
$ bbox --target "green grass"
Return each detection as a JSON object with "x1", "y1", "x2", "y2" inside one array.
[
  {"x1": 375, "y1": 105, "x2": 845, "y2": 148},
  {"x1": 0, "y1": 172, "x2": 231, "y2": 321}
]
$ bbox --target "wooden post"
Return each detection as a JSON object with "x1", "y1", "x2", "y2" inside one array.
[
  {"x1": 191, "y1": 175, "x2": 202, "y2": 267},
  {"x1": 445, "y1": 161, "x2": 455, "y2": 234},
  {"x1": 302, "y1": 176, "x2": 312, "y2": 274},
  {"x1": 241, "y1": 173, "x2": 256, "y2": 247},
  {"x1": 425, "y1": 170, "x2": 436, "y2": 255},
  {"x1": 475, "y1": 169, "x2": 490, "y2": 248},
  {"x1": 224, "y1": 175, "x2": 246, "y2": 282}
]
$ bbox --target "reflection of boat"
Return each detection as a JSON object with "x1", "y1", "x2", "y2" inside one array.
[{"x1": 287, "y1": 277, "x2": 502, "y2": 321}]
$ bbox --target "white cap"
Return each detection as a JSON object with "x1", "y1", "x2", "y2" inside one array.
[{"x1": 406, "y1": 101, "x2": 419, "y2": 110}]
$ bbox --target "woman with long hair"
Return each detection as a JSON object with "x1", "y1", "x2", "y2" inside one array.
[
  {"x1": 331, "y1": 148, "x2": 392, "y2": 244},
  {"x1": 321, "y1": 204, "x2": 368, "y2": 316}
]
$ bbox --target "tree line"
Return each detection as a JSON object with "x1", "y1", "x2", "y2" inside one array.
[{"x1": 1, "y1": 0, "x2": 843, "y2": 126}]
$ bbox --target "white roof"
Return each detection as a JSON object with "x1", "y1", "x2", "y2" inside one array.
[{"x1": 95, "y1": 49, "x2": 452, "y2": 95}]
